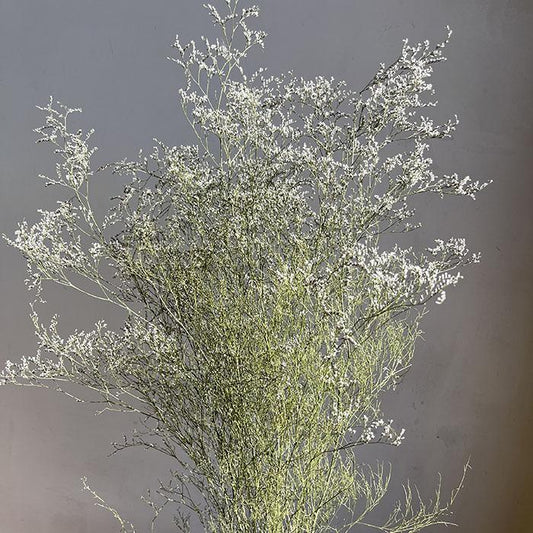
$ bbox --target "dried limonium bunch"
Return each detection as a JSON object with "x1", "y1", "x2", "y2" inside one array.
[{"x1": 1, "y1": 1, "x2": 489, "y2": 531}]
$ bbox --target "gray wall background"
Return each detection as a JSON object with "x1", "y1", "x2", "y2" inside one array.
[{"x1": 1, "y1": 1, "x2": 532, "y2": 531}]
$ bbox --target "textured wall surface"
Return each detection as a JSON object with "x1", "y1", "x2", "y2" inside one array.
[{"x1": 1, "y1": 1, "x2": 532, "y2": 532}]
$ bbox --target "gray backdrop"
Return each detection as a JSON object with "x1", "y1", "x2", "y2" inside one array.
[{"x1": 1, "y1": 1, "x2": 532, "y2": 532}]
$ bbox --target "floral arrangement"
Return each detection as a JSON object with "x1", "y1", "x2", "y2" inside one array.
[{"x1": 1, "y1": 1, "x2": 489, "y2": 531}]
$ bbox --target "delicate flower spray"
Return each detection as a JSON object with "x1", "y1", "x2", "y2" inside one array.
[{"x1": 1, "y1": 1, "x2": 489, "y2": 531}]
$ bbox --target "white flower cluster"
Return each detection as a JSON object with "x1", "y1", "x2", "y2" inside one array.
[
  {"x1": 347, "y1": 236, "x2": 473, "y2": 313},
  {"x1": 355, "y1": 416, "x2": 406, "y2": 447}
]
